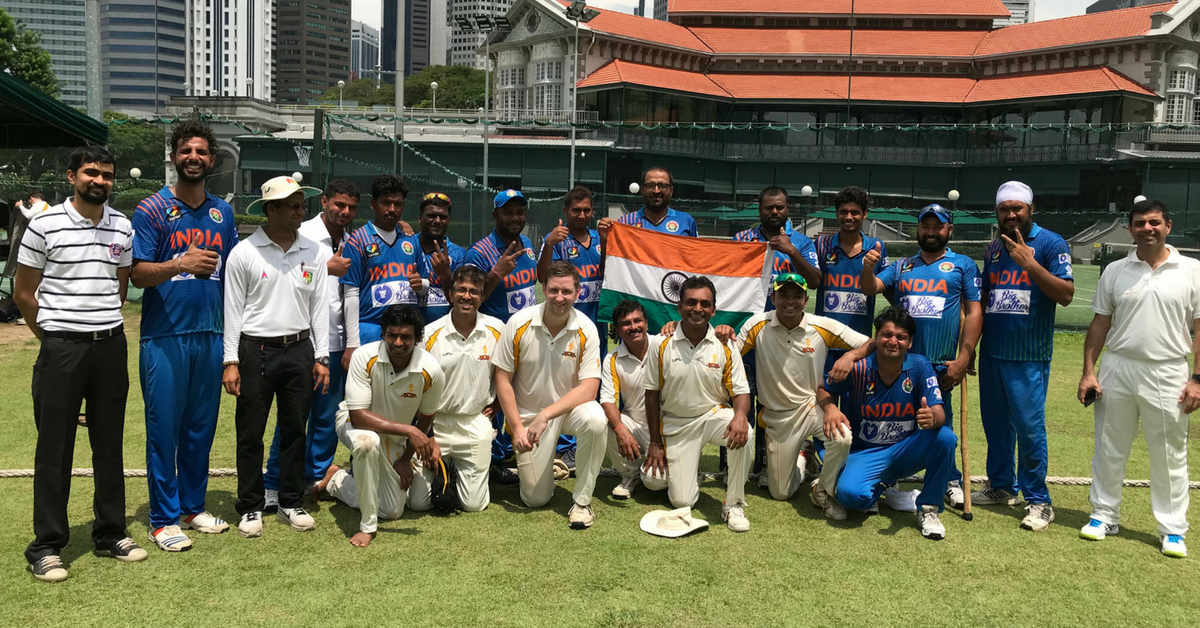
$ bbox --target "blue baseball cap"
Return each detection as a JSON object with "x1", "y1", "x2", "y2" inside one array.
[
  {"x1": 918, "y1": 203, "x2": 953, "y2": 224},
  {"x1": 493, "y1": 189, "x2": 526, "y2": 209}
]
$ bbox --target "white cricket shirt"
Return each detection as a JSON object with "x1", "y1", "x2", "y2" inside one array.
[
  {"x1": 737, "y1": 312, "x2": 868, "y2": 412},
  {"x1": 299, "y1": 215, "x2": 347, "y2": 353},
  {"x1": 341, "y1": 341, "x2": 445, "y2": 459},
  {"x1": 423, "y1": 311, "x2": 504, "y2": 416},
  {"x1": 491, "y1": 303, "x2": 602, "y2": 419},
  {"x1": 1092, "y1": 246, "x2": 1200, "y2": 362},
  {"x1": 600, "y1": 338, "x2": 655, "y2": 427},
  {"x1": 645, "y1": 325, "x2": 750, "y2": 419}
]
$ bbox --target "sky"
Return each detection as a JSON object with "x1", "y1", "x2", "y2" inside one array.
[{"x1": 354, "y1": 0, "x2": 1094, "y2": 32}]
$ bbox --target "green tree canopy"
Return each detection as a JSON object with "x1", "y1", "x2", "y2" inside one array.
[
  {"x1": 0, "y1": 8, "x2": 61, "y2": 98},
  {"x1": 320, "y1": 65, "x2": 488, "y2": 110},
  {"x1": 105, "y1": 112, "x2": 166, "y2": 182}
]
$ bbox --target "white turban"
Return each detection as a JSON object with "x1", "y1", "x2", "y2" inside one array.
[{"x1": 996, "y1": 181, "x2": 1033, "y2": 207}]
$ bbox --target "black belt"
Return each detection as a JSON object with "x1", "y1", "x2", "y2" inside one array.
[
  {"x1": 43, "y1": 324, "x2": 124, "y2": 342},
  {"x1": 242, "y1": 330, "x2": 310, "y2": 345}
]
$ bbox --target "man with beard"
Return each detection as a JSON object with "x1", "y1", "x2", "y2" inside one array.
[
  {"x1": 342, "y1": 175, "x2": 425, "y2": 370},
  {"x1": 263, "y1": 179, "x2": 360, "y2": 513},
  {"x1": 600, "y1": 167, "x2": 697, "y2": 239},
  {"x1": 860, "y1": 204, "x2": 981, "y2": 510},
  {"x1": 131, "y1": 121, "x2": 239, "y2": 551},
  {"x1": 414, "y1": 192, "x2": 465, "y2": 323},
  {"x1": 17, "y1": 147, "x2": 146, "y2": 581},
  {"x1": 973, "y1": 181, "x2": 1074, "y2": 532}
]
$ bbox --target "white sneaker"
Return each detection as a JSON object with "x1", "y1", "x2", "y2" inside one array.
[
  {"x1": 149, "y1": 525, "x2": 193, "y2": 552},
  {"x1": 1161, "y1": 535, "x2": 1187, "y2": 558},
  {"x1": 971, "y1": 482, "x2": 1021, "y2": 506},
  {"x1": 917, "y1": 505, "x2": 946, "y2": 540},
  {"x1": 180, "y1": 511, "x2": 229, "y2": 534},
  {"x1": 1080, "y1": 518, "x2": 1119, "y2": 541},
  {"x1": 238, "y1": 511, "x2": 264, "y2": 538},
  {"x1": 611, "y1": 475, "x2": 640, "y2": 500},
  {"x1": 944, "y1": 480, "x2": 965, "y2": 510},
  {"x1": 810, "y1": 481, "x2": 847, "y2": 521},
  {"x1": 882, "y1": 485, "x2": 920, "y2": 512},
  {"x1": 568, "y1": 503, "x2": 595, "y2": 529},
  {"x1": 1020, "y1": 503, "x2": 1054, "y2": 531},
  {"x1": 277, "y1": 506, "x2": 316, "y2": 532},
  {"x1": 263, "y1": 489, "x2": 279, "y2": 514},
  {"x1": 722, "y1": 501, "x2": 749, "y2": 532}
]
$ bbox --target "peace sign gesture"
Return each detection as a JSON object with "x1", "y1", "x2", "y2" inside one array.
[
  {"x1": 429, "y1": 238, "x2": 452, "y2": 280},
  {"x1": 999, "y1": 229, "x2": 1036, "y2": 271},
  {"x1": 494, "y1": 239, "x2": 527, "y2": 278}
]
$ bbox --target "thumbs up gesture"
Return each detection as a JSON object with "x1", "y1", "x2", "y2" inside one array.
[
  {"x1": 327, "y1": 242, "x2": 351, "y2": 277},
  {"x1": 863, "y1": 241, "x2": 882, "y2": 268},
  {"x1": 916, "y1": 397, "x2": 936, "y2": 429},
  {"x1": 180, "y1": 235, "x2": 219, "y2": 277},
  {"x1": 494, "y1": 239, "x2": 527, "y2": 278},
  {"x1": 546, "y1": 218, "x2": 569, "y2": 248}
]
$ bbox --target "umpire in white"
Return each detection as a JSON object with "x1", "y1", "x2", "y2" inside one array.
[{"x1": 1079, "y1": 199, "x2": 1200, "y2": 558}]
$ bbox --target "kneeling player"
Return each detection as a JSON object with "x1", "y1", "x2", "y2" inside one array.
[
  {"x1": 644, "y1": 276, "x2": 754, "y2": 532},
  {"x1": 601, "y1": 300, "x2": 668, "y2": 499},
  {"x1": 813, "y1": 306, "x2": 957, "y2": 540},
  {"x1": 315, "y1": 305, "x2": 445, "y2": 547},
  {"x1": 493, "y1": 261, "x2": 607, "y2": 529}
]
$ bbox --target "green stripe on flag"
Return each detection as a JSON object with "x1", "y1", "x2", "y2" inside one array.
[{"x1": 599, "y1": 289, "x2": 754, "y2": 333}]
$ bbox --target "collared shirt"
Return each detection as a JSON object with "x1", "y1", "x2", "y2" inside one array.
[
  {"x1": 491, "y1": 304, "x2": 602, "y2": 419},
  {"x1": 132, "y1": 188, "x2": 239, "y2": 339},
  {"x1": 548, "y1": 228, "x2": 603, "y2": 322},
  {"x1": 1093, "y1": 245, "x2": 1200, "y2": 362},
  {"x1": 824, "y1": 353, "x2": 943, "y2": 452},
  {"x1": 877, "y1": 248, "x2": 981, "y2": 365},
  {"x1": 600, "y1": 338, "x2": 654, "y2": 427},
  {"x1": 299, "y1": 215, "x2": 347, "y2": 353},
  {"x1": 815, "y1": 231, "x2": 888, "y2": 337},
  {"x1": 980, "y1": 223, "x2": 1073, "y2": 362},
  {"x1": 341, "y1": 220, "x2": 425, "y2": 325},
  {"x1": 737, "y1": 312, "x2": 868, "y2": 412},
  {"x1": 463, "y1": 229, "x2": 539, "y2": 323},
  {"x1": 617, "y1": 207, "x2": 698, "y2": 237},
  {"x1": 342, "y1": 342, "x2": 445, "y2": 460},
  {"x1": 734, "y1": 222, "x2": 819, "y2": 313},
  {"x1": 222, "y1": 226, "x2": 330, "y2": 362},
  {"x1": 423, "y1": 311, "x2": 504, "y2": 415},
  {"x1": 415, "y1": 236, "x2": 467, "y2": 323},
  {"x1": 18, "y1": 199, "x2": 133, "y2": 333},
  {"x1": 646, "y1": 325, "x2": 750, "y2": 419}
]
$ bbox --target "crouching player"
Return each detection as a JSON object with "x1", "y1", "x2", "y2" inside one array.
[
  {"x1": 315, "y1": 305, "x2": 446, "y2": 547},
  {"x1": 813, "y1": 306, "x2": 957, "y2": 540}
]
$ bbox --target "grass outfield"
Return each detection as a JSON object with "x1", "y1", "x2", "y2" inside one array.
[{"x1": 0, "y1": 306, "x2": 1197, "y2": 627}]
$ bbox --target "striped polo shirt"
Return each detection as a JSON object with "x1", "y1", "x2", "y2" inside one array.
[{"x1": 18, "y1": 200, "x2": 133, "y2": 332}]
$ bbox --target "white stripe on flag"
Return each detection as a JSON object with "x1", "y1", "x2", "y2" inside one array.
[{"x1": 604, "y1": 255, "x2": 768, "y2": 314}]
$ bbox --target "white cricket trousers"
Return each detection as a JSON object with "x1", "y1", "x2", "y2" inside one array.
[
  {"x1": 662, "y1": 407, "x2": 754, "y2": 508},
  {"x1": 816, "y1": 424, "x2": 854, "y2": 498},
  {"x1": 1091, "y1": 352, "x2": 1191, "y2": 536},
  {"x1": 410, "y1": 411, "x2": 492, "y2": 512},
  {"x1": 327, "y1": 414, "x2": 430, "y2": 534},
  {"x1": 604, "y1": 414, "x2": 668, "y2": 491},
  {"x1": 760, "y1": 403, "x2": 823, "y2": 500},
  {"x1": 515, "y1": 401, "x2": 607, "y2": 508}
]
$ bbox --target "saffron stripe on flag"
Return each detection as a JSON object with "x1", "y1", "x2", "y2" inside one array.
[{"x1": 604, "y1": 222, "x2": 769, "y2": 277}]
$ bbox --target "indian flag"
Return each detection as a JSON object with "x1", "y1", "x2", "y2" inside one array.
[{"x1": 598, "y1": 222, "x2": 772, "y2": 330}]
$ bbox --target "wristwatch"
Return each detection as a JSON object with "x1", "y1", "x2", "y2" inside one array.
[
  {"x1": 1191, "y1": 374, "x2": 1200, "y2": 386},
  {"x1": 316, "y1": 356, "x2": 330, "y2": 367}
]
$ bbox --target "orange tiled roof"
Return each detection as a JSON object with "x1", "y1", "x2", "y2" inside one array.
[
  {"x1": 578, "y1": 60, "x2": 1159, "y2": 103},
  {"x1": 690, "y1": 28, "x2": 987, "y2": 57},
  {"x1": 555, "y1": 2, "x2": 711, "y2": 52},
  {"x1": 975, "y1": 2, "x2": 1175, "y2": 57},
  {"x1": 666, "y1": 0, "x2": 1010, "y2": 18}
]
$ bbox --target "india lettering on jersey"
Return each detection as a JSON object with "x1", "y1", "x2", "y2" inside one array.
[
  {"x1": 464, "y1": 231, "x2": 538, "y2": 322},
  {"x1": 980, "y1": 224, "x2": 1073, "y2": 362},
  {"x1": 815, "y1": 233, "x2": 886, "y2": 336},
  {"x1": 551, "y1": 229, "x2": 603, "y2": 314},
  {"x1": 824, "y1": 354, "x2": 942, "y2": 451},
  {"x1": 877, "y1": 250, "x2": 980, "y2": 365},
  {"x1": 341, "y1": 223, "x2": 424, "y2": 325}
]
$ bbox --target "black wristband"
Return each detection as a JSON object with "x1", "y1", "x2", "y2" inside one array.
[{"x1": 1191, "y1": 374, "x2": 1200, "y2": 386}]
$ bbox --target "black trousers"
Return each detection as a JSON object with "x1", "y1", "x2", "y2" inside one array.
[
  {"x1": 26, "y1": 332, "x2": 129, "y2": 563},
  {"x1": 235, "y1": 336, "x2": 314, "y2": 514}
]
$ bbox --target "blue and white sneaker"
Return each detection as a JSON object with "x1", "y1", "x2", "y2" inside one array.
[
  {"x1": 1079, "y1": 518, "x2": 1119, "y2": 541},
  {"x1": 149, "y1": 525, "x2": 193, "y2": 552},
  {"x1": 1161, "y1": 535, "x2": 1187, "y2": 558},
  {"x1": 180, "y1": 511, "x2": 229, "y2": 534}
]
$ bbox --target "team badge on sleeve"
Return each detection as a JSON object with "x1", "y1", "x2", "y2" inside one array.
[
  {"x1": 209, "y1": 208, "x2": 224, "y2": 223},
  {"x1": 1058, "y1": 253, "x2": 1071, "y2": 264}
]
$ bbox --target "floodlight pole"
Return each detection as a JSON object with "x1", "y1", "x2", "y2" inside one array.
[
  {"x1": 484, "y1": 30, "x2": 490, "y2": 191},
  {"x1": 395, "y1": 0, "x2": 406, "y2": 175},
  {"x1": 569, "y1": 17, "x2": 580, "y2": 189}
]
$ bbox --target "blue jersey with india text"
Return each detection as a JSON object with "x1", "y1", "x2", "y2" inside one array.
[
  {"x1": 824, "y1": 353, "x2": 943, "y2": 452},
  {"x1": 734, "y1": 221, "x2": 818, "y2": 312},
  {"x1": 980, "y1": 224, "x2": 1072, "y2": 362},
  {"x1": 464, "y1": 230, "x2": 538, "y2": 323},
  {"x1": 815, "y1": 232, "x2": 887, "y2": 337},
  {"x1": 616, "y1": 207, "x2": 698, "y2": 237},
  {"x1": 549, "y1": 228, "x2": 603, "y2": 322},
  {"x1": 341, "y1": 221, "x2": 425, "y2": 326},
  {"x1": 415, "y1": 237, "x2": 467, "y2": 324},
  {"x1": 877, "y1": 249, "x2": 980, "y2": 365},
  {"x1": 132, "y1": 187, "x2": 239, "y2": 339}
]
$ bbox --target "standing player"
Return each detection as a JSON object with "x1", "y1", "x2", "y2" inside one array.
[
  {"x1": 492, "y1": 262, "x2": 607, "y2": 529},
  {"x1": 600, "y1": 167, "x2": 697, "y2": 238},
  {"x1": 130, "y1": 121, "x2": 239, "y2": 551},
  {"x1": 973, "y1": 181, "x2": 1074, "y2": 532},
  {"x1": 815, "y1": 186, "x2": 888, "y2": 356},
  {"x1": 816, "y1": 306, "x2": 956, "y2": 540},
  {"x1": 316, "y1": 305, "x2": 445, "y2": 547},
  {"x1": 643, "y1": 276, "x2": 754, "y2": 532},
  {"x1": 263, "y1": 179, "x2": 360, "y2": 512},
  {"x1": 860, "y1": 204, "x2": 981, "y2": 509},
  {"x1": 342, "y1": 175, "x2": 424, "y2": 370},
  {"x1": 1079, "y1": 200, "x2": 1200, "y2": 558},
  {"x1": 733, "y1": 186, "x2": 821, "y2": 291},
  {"x1": 414, "y1": 192, "x2": 465, "y2": 323},
  {"x1": 600, "y1": 300, "x2": 668, "y2": 499},
  {"x1": 413, "y1": 266, "x2": 503, "y2": 512}
]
